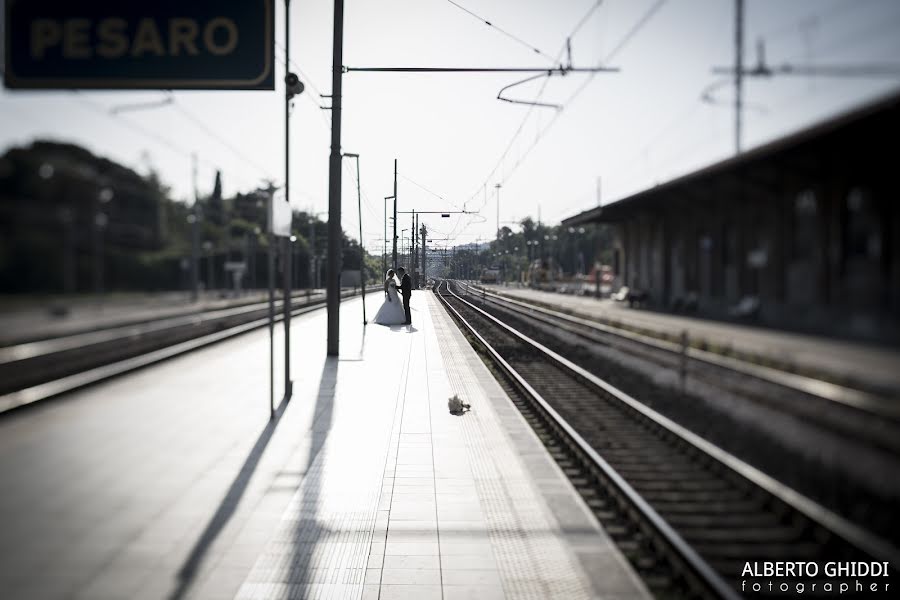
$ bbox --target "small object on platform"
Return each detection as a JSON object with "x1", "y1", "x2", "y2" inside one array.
[{"x1": 448, "y1": 394, "x2": 471, "y2": 415}]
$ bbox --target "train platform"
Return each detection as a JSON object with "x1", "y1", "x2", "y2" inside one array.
[
  {"x1": 481, "y1": 284, "x2": 900, "y2": 394},
  {"x1": 0, "y1": 289, "x2": 329, "y2": 346},
  {"x1": 0, "y1": 290, "x2": 649, "y2": 600}
]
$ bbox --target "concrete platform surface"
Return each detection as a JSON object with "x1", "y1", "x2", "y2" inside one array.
[
  {"x1": 483, "y1": 284, "x2": 900, "y2": 393},
  {"x1": 0, "y1": 290, "x2": 648, "y2": 600}
]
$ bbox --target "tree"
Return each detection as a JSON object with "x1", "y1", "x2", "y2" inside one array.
[{"x1": 206, "y1": 170, "x2": 225, "y2": 226}]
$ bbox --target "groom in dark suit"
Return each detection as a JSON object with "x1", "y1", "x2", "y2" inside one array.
[{"x1": 396, "y1": 267, "x2": 412, "y2": 324}]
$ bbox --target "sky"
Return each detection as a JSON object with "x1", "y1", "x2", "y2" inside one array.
[{"x1": 2, "y1": 0, "x2": 899, "y2": 252}]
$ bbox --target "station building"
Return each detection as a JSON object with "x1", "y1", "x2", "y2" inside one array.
[{"x1": 563, "y1": 91, "x2": 900, "y2": 343}]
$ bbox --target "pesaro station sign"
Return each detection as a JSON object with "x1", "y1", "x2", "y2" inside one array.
[{"x1": 4, "y1": 0, "x2": 274, "y2": 89}]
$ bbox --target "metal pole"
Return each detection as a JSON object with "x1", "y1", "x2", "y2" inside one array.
[
  {"x1": 268, "y1": 231, "x2": 275, "y2": 418},
  {"x1": 309, "y1": 218, "x2": 315, "y2": 290},
  {"x1": 735, "y1": 0, "x2": 743, "y2": 154},
  {"x1": 190, "y1": 154, "x2": 199, "y2": 302},
  {"x1": 411, "y1": 209, "x2": 415, "y2": 279},
  {"x1": 383, "y1": 197, "x2": 387, "y2": 274},
  {"x1": 494, "y1": 183, "x2": 501, "y2": 242},
  {"x1": 354, "y1": 156, "x2": 367, "y2": 324},
  {"x1": 283, "y1": 236, "x2": 292, "y2": 399},
  {"x1": 421, "y1": 224, "x2": 427, "y2": 283},
  {"x1": 392, "y1": 159, "x2": 398, "y2": 268},
  {"x1": 283, "y1": 0, "x2": 293, "y2": 397},
  {"x1": 61, "y1": 208, "x2": 75, "y2": 294},
  {"x1": 92, "y1": 214, "x2": 104, "y2": 297},
  {"x1": 413, "y1": 215, "x2": 421, "y2": 289},
  {"x1": 326, "y1": 0, "x2": 344, "y2": 356},
  {"x1": 249, "y1": 232, "x2": 256, "y2": 291}
]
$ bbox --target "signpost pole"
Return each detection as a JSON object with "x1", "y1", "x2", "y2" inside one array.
[
  {"x1": 282, "y1": 0, "x2": 293, "y2": 400},
  {"x1": 268, "y1": 230, "x2": 275, "y2": 419}
]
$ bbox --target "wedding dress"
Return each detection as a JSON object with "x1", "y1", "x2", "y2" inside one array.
[{"x1": 374, "y1": 277, "x2": 406, "y2": 325}]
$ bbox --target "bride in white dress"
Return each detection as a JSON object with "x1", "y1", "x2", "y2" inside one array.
[{"x1": 374, "y1": 269, "x2": 407, "y2": 325}]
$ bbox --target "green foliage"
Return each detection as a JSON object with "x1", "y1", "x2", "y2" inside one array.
[
  {"x1": 442, "y1": 218, "x2": 613, "y2": 282},
  {"x1": 0, "y1": 140, "x2": 381, "y2": 293}
]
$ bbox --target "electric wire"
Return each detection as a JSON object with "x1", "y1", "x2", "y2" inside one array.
[
  {"x1": 462, "y1": 1, "x2": 606, "y2": 217},
  {"x1": 171, "y1": 102, "x2": 277, "y2": 181},
  {"x1": 443, "y1": 0, "x2": 557, "y2": 64},
  {"x1": 454, "y1": 0, "x2": 668, "y2": 244}
]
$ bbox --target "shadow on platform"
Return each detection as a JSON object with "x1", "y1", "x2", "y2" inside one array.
[
  {"x1": 283, "y1": 357, "x2": 339, "y2": 587},
  {"x1": 170, "y1": 358, "x2": 339, "y2": 600}
]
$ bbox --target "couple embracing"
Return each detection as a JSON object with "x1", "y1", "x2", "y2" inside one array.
[{"x1": 374, "y1": 267, "x2": 413, "y2": 326}]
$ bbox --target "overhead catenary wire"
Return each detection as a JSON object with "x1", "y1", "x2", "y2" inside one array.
[
  {"x1": 453, "y1": 0, "x2": 669, "y2": 245},
  {"x1": 275, "y1": 41, "x2": 326, "y2": 99},
  {"x1": 398, "y1": 173, "x2": 465, "y2": 212},
  {"x1": 613, "y1": 0, "x2": 898, "y2": 205},
  {"x1": 71, "y1": 92, "x2": 277, "y2": 195},
  {"x1": 69, "y1": 92, "x2": 236, "y2": 185},
  {"x1": 443, "y1": 0, "x2": 557, "y2": 64},
  {"x1": 462, "y1": 0, "x2": 606, "y2": 216},
  {"x1": 171, "y1": 101, "x2": 277, "y2": 182},
  {"x1": 274, "y1": 45, "x2": 332, "y2": 130}
]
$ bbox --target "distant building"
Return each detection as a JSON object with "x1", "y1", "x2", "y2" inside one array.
[{"x1": 563, "y1": 92, "x2": 900, "y2": 343}]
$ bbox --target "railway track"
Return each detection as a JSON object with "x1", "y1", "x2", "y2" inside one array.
[
  {"x1": 455, "y1": 281, "x2": 900, "y2": 455},
  {"x1": 435, "y1": 279, "x2": 899, "y2": 599},
  {"x1": 0, "y1": 289, "x2": 359, "y2": 413}
]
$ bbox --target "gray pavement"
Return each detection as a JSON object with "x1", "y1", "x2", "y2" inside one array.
[{"x1": 0, "y1": 291, "x2": 647, "y2": 599}]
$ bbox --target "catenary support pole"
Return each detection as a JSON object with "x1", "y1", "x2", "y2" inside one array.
[
  {"x1": 392, "y1": 159, "x2": 398, "y2": 268},
  {"x1": 421, "y1": 224, "x2": 427, "y2": 283},
  {"x1": 326, "y1": 0, "x2": 344, "y2": 356}
]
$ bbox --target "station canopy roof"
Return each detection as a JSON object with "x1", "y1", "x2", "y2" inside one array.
[{"x1": 562, "y1": 89, "x2": 900, "y2": 226}]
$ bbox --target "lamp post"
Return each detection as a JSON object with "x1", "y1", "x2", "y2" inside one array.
[
  {"x1": 203, "y1": 240, "x2": 214, "y2": 291},
  {"x1": 384, "y1": 196, "x2": 394, "y2": 275},
  {"x1": 494, "y1": 183, "x2": 501, "y2": 242},
  {"x1": 251, "y1": 226, "x2": 262, "y2": 290},
  {"x1": 392, "y1": 159, "x2": 398, "y2": 269},
  {"x1": 551, "y1": 234, "x2": 559, "y2": 279},
  {"x1": 187, "y1": 212, "x2": 200, "y2": 301},
  {"x1": 400, "y1": 229, "x2": 408, "y2": 266},
  {"x1": 342, "y1": 152, "x2": 366, "y2": 325},
  {"x1": 92, "y1": 211, "x2": 108, "y2": 298},
  {"x1": 59, "y1": 207, "x2": 75, "y2": 295},
  {"x1": 190, "y1": 155, "x2": 201, "y2": 302},
  {"x1": 307, "y1": 211, "x2": 327, "y2": 291},
  {"x1": 93, "y1": 187, "x2": 113, "y2": 300}
]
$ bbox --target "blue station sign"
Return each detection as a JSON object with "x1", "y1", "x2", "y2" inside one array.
[{"x1": 4, "y1": 0, "x2": 274, "y2": 90}]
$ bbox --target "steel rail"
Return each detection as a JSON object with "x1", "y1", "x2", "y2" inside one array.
[
  {"x1": 461, "y1": 283, "x2": 897, "y2": 419},
  {"x1": 441, "y1": 280, "x2": 900, "y2": 574},
  {"x1": 436, "y1": 281, "x2": 739, "y2": 600},
  {"x1": 0, "y1": 291, "x2": 328, "y2": 362}
]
